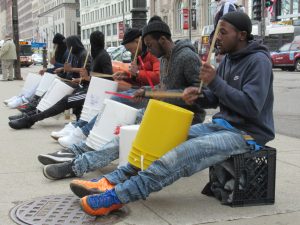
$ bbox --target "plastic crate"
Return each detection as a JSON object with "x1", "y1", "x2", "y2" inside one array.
[{"x1": 206, "y1": 146, "x2": 276, "y2": 207}]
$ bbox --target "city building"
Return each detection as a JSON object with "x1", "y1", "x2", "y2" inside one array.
[
  {"x1": 37, "y1": 0, "x2": 80, "y2": 49},
  {"x1": 80, "y1": 0, "x2": 142, "y2": 48},
  {"x1": 18, "y1": 0, "x2": 34, "y2": 41},
  {"x1": 0, "y1": 0, "x2": 12, "y2": 40}
]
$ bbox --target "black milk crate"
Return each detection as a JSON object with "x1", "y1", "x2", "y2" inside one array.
[{"x1": 206, "y1": 146, "x2": 276, "y2": 207}]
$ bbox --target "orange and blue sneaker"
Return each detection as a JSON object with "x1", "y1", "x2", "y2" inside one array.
[
  {"x1": 70, "y1": 177, "x2": 115, "y2": 198},
  {"x1": 80, "y1": 189, "x2": 123, "y2": 216}
]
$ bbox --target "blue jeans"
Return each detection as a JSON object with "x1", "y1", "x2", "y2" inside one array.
[
  {"x1": 71, "y1": 137, "x2": 120, "y2": 177},
  {"x1": 102, "y1": 123, "x2": 250, "y2": 203}
]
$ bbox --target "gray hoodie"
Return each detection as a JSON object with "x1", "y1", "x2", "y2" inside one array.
[
  {"x1": 197, "y1": 41, "x2": 274, "y2": 145},
  {"x1": 148, "y1": 39, "x2": 205, "y2": 123}
]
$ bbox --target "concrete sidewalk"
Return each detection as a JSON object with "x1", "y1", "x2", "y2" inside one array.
[{"x1": 0, "y1": 79, "x2": 300, "y2": 225}]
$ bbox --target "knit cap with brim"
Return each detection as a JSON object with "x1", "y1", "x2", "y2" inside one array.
[
  {"x1": 122, "y1": 28, "x2": 142, "y2": 45},
  {"x1": 220, "y1": 11, "x2": 253, "y2": 40},
  {"x1": 142, "y1": 16, "x2": 171, "y2": 38}
]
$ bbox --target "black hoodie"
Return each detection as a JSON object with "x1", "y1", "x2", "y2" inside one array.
[
  {"x1": 197, "y1": 41, "x2": 274, "y2": 145},
  {"x1": 90, "y1": 31, "x2": 112, "y2": 74},
  {"x1": 64, "y1": 36, "x2": 90, "y2": 81}
]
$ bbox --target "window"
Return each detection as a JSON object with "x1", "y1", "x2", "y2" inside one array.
[
  {"x1": 107, "y1": 24, "x2": 111, "y2": 36},
  {"x1": 279, "y1": 43, "x2": 291, "y2": 52},
  {"x1": 175, "y1": 0, "x2": 183, "y2": 30},
  {"x1": 101, "y1": 25, "x2": 106, "y2": 35},
  {"x1": 113, "y1": 23, "x2": 117, "y2": 35},
  {"x1": 290, "y1": 43, "x2": 300, "y2": 51}
]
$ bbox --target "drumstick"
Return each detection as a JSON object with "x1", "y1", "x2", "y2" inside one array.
[
  {"x1": 145, "y1": 91, "x2": 183, "y2": 99},
  {"x1": 64, "y1": 46, "x2": 73, "y2": 73},
  {"x1": 133, "y1": 37, "x2": 142, "y2": 63},
  {"x1": 66, "y1": 46, "x2": 73, "y2": 63},
  {"x1": 90, "y1": 72, "x2": 114, "y2": 78},
  {"x1": 198, "y1": 21, "x2": 221, "y2": 93},
  {"x1": 79, "y1": 51, "x2": 90, "y2": 86}
]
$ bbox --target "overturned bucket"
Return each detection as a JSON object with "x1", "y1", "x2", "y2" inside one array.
[
  {"x1": 36, "y1": 79, "x2": 74, "y2": 112},
  {"x1": 21, "y1": 73, "x2": 42, "y2": 99},
  {"x1": 128, "y1": 99, "x2": 194, "y2": 170},
  {"x1": 86, "y1": 99, "x2": 138, "y2": 150},
  {"x1": 35, "y1": 72, "x2": 56, "y2": 97},
  {"x1": 80, "y1": 77, "x2": 118, "y2": 122},
  {"x1": 119, "y1": 125, "x2": 140, "y2": 167}
]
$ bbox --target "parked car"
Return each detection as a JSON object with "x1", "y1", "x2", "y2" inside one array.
[
  {"x1": 109, "y1": 45, "x2": 131, "y2": 63},
  {"x1": 271, "y1": 41, "x2": 300, "y2": 71},
  {"x1": 31, "y1": 53, "x2": 43, "y2": 65}
]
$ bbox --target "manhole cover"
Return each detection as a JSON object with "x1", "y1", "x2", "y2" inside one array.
[{"x1": 10, "y1": 194, "x2": 129, "y2": 225}]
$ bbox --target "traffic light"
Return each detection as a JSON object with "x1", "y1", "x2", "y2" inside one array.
[
  {"x1": 265, "y1": 0, "x2": 273, "y2": 8},
  {"x1": 252, "y1": 0, "x2": 262, "y2": 21}
]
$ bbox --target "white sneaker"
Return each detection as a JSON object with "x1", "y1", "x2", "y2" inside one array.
[
  {"x1": 51, "y1": 122, "x2": 76, "y2": 140},
  {"x1": 58, "y1": 127, "x2": 87, "y2": 148},
  {"x1": 7, "y1": 96, "x2": 29, "y2": 109},
  {"x1": 3, "y1": 96, "x2": 18, "y2": 105}
]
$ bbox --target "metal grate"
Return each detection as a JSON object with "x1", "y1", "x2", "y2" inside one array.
[{"x1": 10, "y1": 194, "x2": 129, "y2": 225}]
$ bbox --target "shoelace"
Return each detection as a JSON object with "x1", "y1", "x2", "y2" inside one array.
[{"x1": 88, "y1": 190, "x2": 121, "y2": 209}]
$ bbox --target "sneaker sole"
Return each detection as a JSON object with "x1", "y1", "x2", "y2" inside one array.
[
  {"x1": 38, "y1": 154, "x2": 74, "y2": 165},
  {"x1": 70, "y1": 183, "x2": 102, "y2": 198},
  {"x1": 43, "y1": 165, "x2": 76, "y2": 180}
]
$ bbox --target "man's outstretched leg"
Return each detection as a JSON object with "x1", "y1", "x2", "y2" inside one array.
[{"x1": 79, "y1": 126, "x2": 249, "y2": 216}]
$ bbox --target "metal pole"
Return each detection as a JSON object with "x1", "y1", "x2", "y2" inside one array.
[
  {"x1": 12, "y1": 0, "x2": 22, "y2": 80},
  {"x1": 261, "y1": 0, "x2": 266, "y2": 41},
  {"x1": 188, "y1": 0, "x2": 192, "y2": 41}
]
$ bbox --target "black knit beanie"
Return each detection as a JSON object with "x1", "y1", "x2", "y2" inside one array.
[
  {"x1": 53, "y1": 33, "x2": 65, "y2": 44},
  {"x1": 142, "y1": 16, "x2": 171, "y2": 38},
  {"x1": 122, "y1": 28, "x2": 141, "y2": 45},
  {"x1": 221, "y1": 12, "x2": 253, "y2": 40}
]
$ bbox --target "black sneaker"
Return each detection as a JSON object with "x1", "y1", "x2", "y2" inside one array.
[
  {"x1": 43, "y1": 161, "x2": 76, "y2": 180},
  {"x1": 38, "y1": 149, "x2": 76, "y2": 165},
  {"x1": 8, "y1": 116, "x2": 35, "y2": 129}
]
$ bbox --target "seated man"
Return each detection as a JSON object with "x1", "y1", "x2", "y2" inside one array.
[{"x1": 69, "y1": 12, "x2": 275, "y2": 216}]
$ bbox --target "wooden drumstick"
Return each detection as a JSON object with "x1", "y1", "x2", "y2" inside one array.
[{"x1": 198, "y1": 21, "x2": 221, "y2": 93}]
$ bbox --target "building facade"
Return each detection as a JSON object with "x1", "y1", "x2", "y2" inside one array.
[
  {"x1": 0, "y1": 0, "x2": 12, "y2": 40},
  {"x1": 18, "y1": 0, "x2": 34, "y2": 40},
  {"x1": 37, "y1": 0, "x2": 80, "y2": 49},
  {"x1": 80, "y1": 0, "x2": 140, "y2": 48}
]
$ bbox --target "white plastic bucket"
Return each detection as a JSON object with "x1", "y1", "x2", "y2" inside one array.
[
  {"x1": 119, "y1": 125, "x2": 140, "y2": 167},
  {"x1": 35, "y1": 72, "x2": 56, "y2": 97},
  {"x1": 79, "y1": 77, "x2": 118, "y2": 122},
  {"x1": 21, "y1": 73, "x2": 42, "y2": 99},
  {"x1": 36, "y1": 79, "x2": 74, "y2": 112},
  {"x1": 86, "y1": 99, "x2": 138, "y2": 150}
]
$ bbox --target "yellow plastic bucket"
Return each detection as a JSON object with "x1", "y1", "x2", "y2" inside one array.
[{"x1": 128, "y1": 99, "x2": 194, "y2": 170}]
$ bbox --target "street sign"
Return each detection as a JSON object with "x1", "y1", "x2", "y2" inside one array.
[{"x1": 31, "y1": 42, "x2": 47, "y2": 48}]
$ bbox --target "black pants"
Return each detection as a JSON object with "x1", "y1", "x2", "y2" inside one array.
[{"x1": 30, "y1": 87, "x2": 88, "y2": 122}]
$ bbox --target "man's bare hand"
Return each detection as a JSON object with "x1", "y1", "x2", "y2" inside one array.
[
  {"x1": 79, "y1": 68, "x2": 89, "y2": 81},
  {"x1": 113, "y1": 71, "x2": 129, "y2": 81},
  {"x1": 133, "y1": 88, "x2": 145, "y2": 103},
  {"x1": 183, "y1": 87, "x2": 200, "y2": 105},
  {"x1": 129, "y1": 61, "x2": 139, "y2": 77},
  {"x1": 64, "y1": 63, "x2": 72, "y2": 72},
  {"x1": 200, "y1": 62, "x2": 216, "y2": 85}
]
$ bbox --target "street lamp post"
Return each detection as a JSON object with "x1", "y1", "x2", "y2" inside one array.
[
  {"x1": 131, "y1": 0, "x2": 147, "y2": 29},
  {"x1": 12, "y1": 0, "x2": 22, "y2": 80}
]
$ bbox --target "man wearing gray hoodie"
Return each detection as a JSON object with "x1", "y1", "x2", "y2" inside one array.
[{"x1": 71, "y1": 12, "x2": 274, "y2": 217}]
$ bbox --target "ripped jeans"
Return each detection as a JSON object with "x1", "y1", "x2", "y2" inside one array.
[{"x1": 103, "y1": 123, "x2": 250, "y2": 203}]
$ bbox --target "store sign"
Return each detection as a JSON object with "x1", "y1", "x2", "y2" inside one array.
[
  {"x1": 119, "y1": 22, "x2": 124, "y2": 39},
  {"x1": 183, "y1": 8, "x2": 189, "y2": 30}
]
